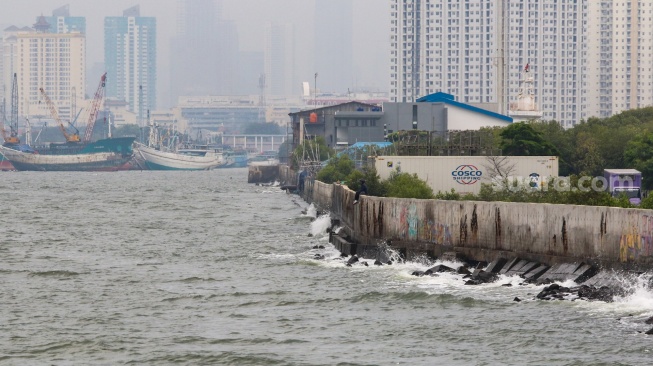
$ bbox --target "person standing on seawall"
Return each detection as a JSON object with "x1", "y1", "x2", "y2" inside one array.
[
  {"x1": 353, "y1": 179, "x2": 367, "y2": 205},
  {"x1": 298, "y1": 168, "x2": 307, "y2": 192}
]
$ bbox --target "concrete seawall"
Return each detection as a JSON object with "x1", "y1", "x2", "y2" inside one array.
[{"x1": 303, "y1": 179, "x2": 653, "y2": 270}]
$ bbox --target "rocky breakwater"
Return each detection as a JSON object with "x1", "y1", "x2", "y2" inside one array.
[{"x1": 411, "y1": 256, "x2": 626, "y2": 301}]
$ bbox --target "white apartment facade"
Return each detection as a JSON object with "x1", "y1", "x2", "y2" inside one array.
[
  {"x1": 15, "y1": 30, "x2": 85, "y2": 121},
  {"x1": 391, "y1": 0, "x2": 653, "y2": 128},
  {"x1": 587, "y1": 1, "x2": 653, "y2": 119}
]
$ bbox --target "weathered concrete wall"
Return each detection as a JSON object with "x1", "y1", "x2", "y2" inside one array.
[
  {"x1": 279, "y1": 165, "x2": 296, "y2": 186},
  {"x1": 248, "y1": 165, "x2": 279, "y2": 183},
  {"x1": 304, "y1": 179, "x2": 653, "y2": 270}
]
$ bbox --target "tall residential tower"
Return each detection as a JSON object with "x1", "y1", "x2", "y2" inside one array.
[
  {"x1": 586, "y1": 1, "x2": 653, "y2": 119},
  {"x1": 170, "y1": 0, "x2": 240, "y2": 104},
  {"x1": 390, "y1": 0, "x2": 588, "y2": 127},
  {"x1": 264, "y1": 22, "x2": 295, "y2": 96},
  {"x1": 314, "y1": 0, "x2": 353, "y2": 93},
  {"x1": 105, "y1": 5, "x2": 157, "y2": 118},
  {"x1": 16, "y1": 16, "x2": 85, "y2": 120}
]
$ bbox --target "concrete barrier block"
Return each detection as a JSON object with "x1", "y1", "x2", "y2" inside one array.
[
  {"x1": 358, "y1": 244, "x2": 382, "y2": 260},
  {"x1": 331, "y1": 235, "x2": 357, "y2": 256},
  {"x1": 523, "y1": 265, "x2": 550, "y2": 281},
  {"x1": 500, "y1": 258, "x2": 521, "y2": 274},
  {"x1": 581, "y1": 271, "x2": 616, "y2": 287},
  {"x1": 571, "y1": 264, "x2": 598, "y2": 284},
  {"x1": 538, "y1": 264, "x2": 562, "y2": 282},
  {"x1": 485, "y1": 258, "x2": 507, "y2": 273},
  {"x1": 504, "y1": 260, "x2": 531, "y2": 276},
  {"x1": 504, "y1": 261, "x2": 539, "y2": 277},
  {"x1": 519, "y1": 262, "x2": 540, "y2": 276}
]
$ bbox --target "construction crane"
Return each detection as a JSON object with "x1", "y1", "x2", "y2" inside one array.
[
  {"x1": 83, "y1": 73, "x2": 106, "y2": 142},
  {"x1": 2, "y1": 74, "x2": 21, "y2": 145},
  {"x1": 0, "y1": 97, "x2": 10, "y2": 144},
  {"x1": 39, "y1": 87, "x2": 81, "y2": 143}
]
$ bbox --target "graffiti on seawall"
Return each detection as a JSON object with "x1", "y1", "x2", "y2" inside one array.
[
  {"x1": 619, "y1": 214, "x2": 653, "y2": 262},
  {"x1": 392, "y1": 203, "x2": 452, "y2": 245}
]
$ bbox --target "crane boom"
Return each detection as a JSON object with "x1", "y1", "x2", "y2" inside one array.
[
  {"x1": 0, "y1": 97, "x2": 8, "y2": 143},
  {"x1": 83, "y1": 73, "x2": 107, "y2": 142},
  {"x1": 39, "y1": 87, "x2": 81, "y2": 143},
  {"x1": 3, "y1": 74, "x2": 20, "y2": 144}
]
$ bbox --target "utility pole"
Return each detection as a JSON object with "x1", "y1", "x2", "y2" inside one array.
[{"x1": 314, "y1": 72, "x2": 318, "y2": 107}]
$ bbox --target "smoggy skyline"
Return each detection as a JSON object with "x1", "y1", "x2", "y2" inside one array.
[{"x1": 0, "y1": 0, "x2": 389, "y2": 108}]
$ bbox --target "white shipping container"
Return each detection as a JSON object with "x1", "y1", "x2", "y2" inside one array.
[{"x1": 373, "y1": 156, "x2": 559, "y2": 195}]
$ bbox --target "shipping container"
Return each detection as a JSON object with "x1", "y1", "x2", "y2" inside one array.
[
  {"x1": 603, "y1": 169, "x2": 642, "y2": 205},
  {"x1": 373, "y1": 156, "x2": 559, "y2": 195}
]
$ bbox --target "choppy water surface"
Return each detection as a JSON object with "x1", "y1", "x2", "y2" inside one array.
[{"x1": 1, "y1": 169, "x2": 652, "y2": 365}]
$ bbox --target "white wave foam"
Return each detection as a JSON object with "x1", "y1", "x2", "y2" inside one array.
[
  {"x1": 309, "y1": 213, "x2": 331, "y2": 237},
  {"x1": 304, "y1": 203, "x2": 318, "y2": 219}
]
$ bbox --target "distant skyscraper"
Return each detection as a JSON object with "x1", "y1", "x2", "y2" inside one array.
[
  {"x1": 44, "y1": 5, "x2": 86, "y2": 34},
  {"x1": 390, "y1": 0, "x2": 588, "y2": 127},
  {"x1": 314, "y1": 0, "x2": 353, "y2": 94},
  {"x1": 586, "y1": 1, "x2": 653, "y2": 120},
  {"x1": 170, "y1": 0, "x2": 239, "y2": 104},
  {"x1": 105, "y1": 5, "x2": 157, "y2": 118},
  {"x1": 237, "y1": 51, "x2": 264, "y2": 95},
  {"x1": 14, "y1": 16, "x2": 85, "y2": 119},
  {"x1": 264, "y1": 22, "x2": 295, "y2": 96}
]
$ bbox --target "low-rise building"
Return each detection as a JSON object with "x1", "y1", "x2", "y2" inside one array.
[{"x1": 289, "y1": 92, "x2": 513, "y2": 151}]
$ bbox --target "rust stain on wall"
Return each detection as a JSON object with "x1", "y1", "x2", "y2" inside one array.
[
  {"x1": 378, "y1": 202, "x2": 384, "y2": 237},
  {"x1": 460, "y1": 214, "x2": 468, "y2": 246},
  {"x1": 562, "y1": 217, "x2": 568, "y2": 254},
  {"x1": 495, "y1": 207, "x2": 502, "y2": 249}
]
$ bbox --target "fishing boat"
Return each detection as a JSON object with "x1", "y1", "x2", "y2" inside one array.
[
  {"x1": 220, "y1": 149, "x2": 249, "y2": 168},
  {"x1": 248, "y1": 150, "x2": 280, "y2": 166},
  {"x1": 0, "y1": 137, "x2": 136, "y2": 171},
  {"x1": 134, "y1": 142, "x2": 224, "y2": 171},
  {"x1": 0, "y1": 152, "x2": 15, "y2": 171}
]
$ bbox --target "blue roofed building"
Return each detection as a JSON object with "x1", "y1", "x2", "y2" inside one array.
[
  {"x1": 383, "y1": 92, "x2": 512, "y2": 134},
  {"x1": 289, "y1": 92, "x2": 511, "y2": 151}
]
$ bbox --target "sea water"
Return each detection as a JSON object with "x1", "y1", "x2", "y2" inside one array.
[{"x1": 1, "y1": 169, "x2": 652, "y2": 365}]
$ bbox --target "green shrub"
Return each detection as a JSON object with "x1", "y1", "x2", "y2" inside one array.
[
  {"x1": 346, "y1": 166, "x2": 388, "y2": 197},
  {"x1": 434, "y1": 189, "x2": 461, "y2": 200},
  {"x1": 316, "y1": 155, "x2": 355, "y2": 184},
  {"x1": 385, "y1": 171, "x2": 435, "y2": 199}
]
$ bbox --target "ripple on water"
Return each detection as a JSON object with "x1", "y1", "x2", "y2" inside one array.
[{"x1": 2, "y1": 171, "x2": 653, "y2": 366}]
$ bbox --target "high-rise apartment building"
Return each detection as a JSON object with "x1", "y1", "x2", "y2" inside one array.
[
  {"x1": 0, "y1": 5, "x2": 86, "y2": 118},
  {"x1": 587, "y1": 1, "x2": 653, "y2": 119},
  {"x1": 390, "y1": 0, "x2": 590, "y2": 127},
  {"x1": 314, "y1": 0, "x2": 353, "y2": 93},
  {"x1": 14, "y1": 16, "x2": 85, "y2": 120},
  {"x1": 44, "y1": 5, "x2": 86, "y2": 34},
  {"x1": 264, "y1": 23, "x2": 295, "y2": 96},
  {"x1": 170, "y1": 0, "x2": 240, "y2": 105},
  {"x1": 105, "y1": 6, "x2": 156, "y2": 118}
]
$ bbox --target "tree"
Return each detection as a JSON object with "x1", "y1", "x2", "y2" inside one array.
[
  {"x1": 624, "y1": 132, "x2": 653, "y2": 190},
  {"x1": 483, "y1": 155, "x2": 516, "y2": 190},
  {"x1": 316, "y1": 154, "x2": 355, "y2": 184},
  {"x1": 529, "y1": 120, "x2": 574, "y2": 175},
  {"x1": 291, "y1": 136, "x2": 333, "y2": 170},
  {"x1": 346, "y1": 165, "x2": 387, "y2": 197},
  {"x1": 112, "y1": 124, "x2": 140, "y2": 138},
  {"x1": 384, "y1": 171, "x2": 435, "y2": 199},
  {"x1": 244, "y1": 122, "x2": 283, "y2": 135},
  {"x1": 500, "y1": 122, "x2": 560, "y2": 156},
  {"x1": 571, "y1": 132, "x2": 605, "y2": 176}
]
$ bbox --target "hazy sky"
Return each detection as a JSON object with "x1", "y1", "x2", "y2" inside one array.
[{"x1": 0, "y1": 0, "x2": 389, "y2": 105}]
